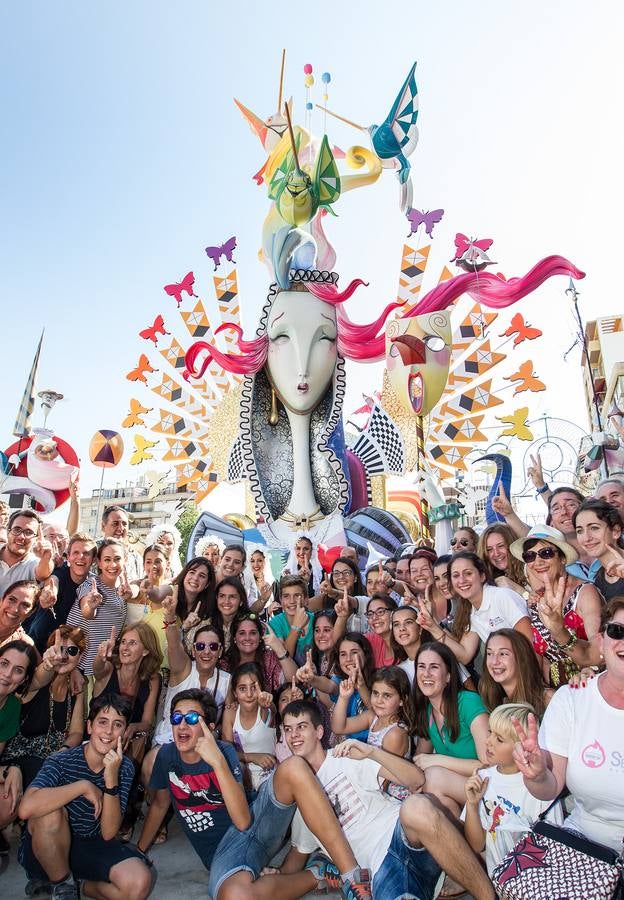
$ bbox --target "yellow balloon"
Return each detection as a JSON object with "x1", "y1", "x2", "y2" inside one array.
[{"x1": 304, "y1": 74, "x2": 314, "y2": 87}]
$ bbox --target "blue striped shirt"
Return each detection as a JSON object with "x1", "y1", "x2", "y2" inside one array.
[{"x1": 30, "y1": 745, "x2": 133, "y2": 839}]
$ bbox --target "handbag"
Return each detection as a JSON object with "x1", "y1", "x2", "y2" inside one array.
[{"x1": 492, "y1": 795, "x2": 624, "y2": 900}]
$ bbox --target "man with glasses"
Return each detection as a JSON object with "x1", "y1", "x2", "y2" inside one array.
[
  {"x1": 0, "y1": 511, "x2": 54, "y2": 596},
  {"x1": 100, "y1": 506, "x2": 142, "y2": 581}
]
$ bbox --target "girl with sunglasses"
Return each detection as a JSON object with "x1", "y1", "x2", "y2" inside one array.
[
  {"x1": 450, "y1": 527, "x2": 478, "y2": 554},
  {"x1": 1, "y1": 627, "x2": 86, "y2": 789},
  {"x1": 514, "y1": 597, "x2": 624, "y2": 869},
  {"x1": 574, "y1": 498, "x2": 624, "y2": 602},
  {"x1": 509, "y1": 525, "x2": 603, "y2": 686}
]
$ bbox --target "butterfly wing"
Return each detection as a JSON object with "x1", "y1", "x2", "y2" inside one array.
[
  {"x1": 314, "y1": 134, "x2": 341, "y2": 208},
  {"x1": 384, "y1": 61, "x2": 419, "y2": 156},
  {"x1": 180, "y1": 272, "x2": 195, "y2": 296},
  {"x1": 154, "y1": 314, "x2": 167, "y2": 334},
  {"x1": 268, "y1": 147, "x2": 295, "y2": 201},
  {"x1": 473, "y1": 237, "x2": 494, "y2": 252},
  {"x1": 453, "y1": 233, "x2": 470, "y2": 259},
  {"x1": 139, "y1": 323, "x2": 157, "y2": 344},
  {"x1": 130, "y1": 434, "x2": 157, "y2": 465},
  {"x1": 223, "y1": 236, "x2": 237, "y2": 255},
  {"x1": 163, "y1": 282, "x2": 182, "y2": 303}
]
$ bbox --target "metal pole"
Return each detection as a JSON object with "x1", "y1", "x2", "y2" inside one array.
[{"x1": 92, "y1": 468, "x2": 106, "y2": 538}]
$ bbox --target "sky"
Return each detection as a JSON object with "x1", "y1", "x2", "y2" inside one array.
[{"x1": 2, "y1": 0, "x2": 623, "y2": 521}]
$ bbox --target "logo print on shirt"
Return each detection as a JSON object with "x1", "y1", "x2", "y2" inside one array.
[{"x1": 581, "y1": 740, "x2": 606, "y2": 768}]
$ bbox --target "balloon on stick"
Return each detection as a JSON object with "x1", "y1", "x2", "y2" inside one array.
[{"x1": 89, "y1": 430, "x2": 124, "y2": 536}]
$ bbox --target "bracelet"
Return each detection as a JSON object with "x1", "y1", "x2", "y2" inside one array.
[
  {"x1": 276, "y1": 650, "x2": 289, "y2": 660},
  {"x1": 162, "y1": 619, "x2": 176, "y2": 629},
  {"x1": 289, "y1": 624, "x2": 301, "y2": 632},
  {"x1": 557, "y1": 631, "x2": 578, "y2": 651},
  {"x1": 536, "y1": 484, "x2": 550, "y2": 495}
]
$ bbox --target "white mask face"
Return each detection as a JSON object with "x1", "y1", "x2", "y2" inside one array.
[{"x1": 266, "y1": 289, "x2": 338, "y2": 415}]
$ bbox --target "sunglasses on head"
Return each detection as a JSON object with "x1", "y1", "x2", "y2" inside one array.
[
  {"x1": 61, "y1": 646, "x2": 80, "y2": 657},
  {"x1": 194, "y1": 641, "x2": 220, "y2": 652},
  {"x1": 604, "y1": 622, "x2": 624, "y2": 641},
  {"x1": 450, "y1": 538, "x2": 471, "y2": 547},
  {"x1": 522, "y1": 547, "x2": 557, "y2": 564},
  {"x1": 170, "y1": 710, "x2": 203, "y2": 726}
]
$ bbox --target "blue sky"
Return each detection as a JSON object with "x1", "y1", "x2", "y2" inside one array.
[{"x1": 2, "y1": 0, "x2": 622, "y2": 509}]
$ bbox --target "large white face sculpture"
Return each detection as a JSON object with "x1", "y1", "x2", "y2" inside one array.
[{"x1": 266, "y1": 288, "x2": 338, "y2": 415}]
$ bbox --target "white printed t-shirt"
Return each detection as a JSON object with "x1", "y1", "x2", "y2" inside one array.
[
  {"x1": 469, "y1": 585, "x2": 528, "y2": 643},
  {"x1": 460, "y1": 765, "x2": 563, "y2": 874},
  {"x1": 291, "y1": 751, "x2": 401, "y2": 878},
  {"x1": 538, "y1": 674, "x2": 624, "y2": 853}
]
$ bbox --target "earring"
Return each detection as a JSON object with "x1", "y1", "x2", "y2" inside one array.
[{"x1": 269, "y1": 386, "x2": 279, "y2": 426}]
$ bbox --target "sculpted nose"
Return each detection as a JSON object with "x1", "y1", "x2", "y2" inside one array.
[{"x1": 392, "y1": 335, "x2": 426, "y2": 365}]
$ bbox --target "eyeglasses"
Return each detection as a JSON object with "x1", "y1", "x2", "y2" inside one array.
[
  {"x1": 604, "y1": 622, "x2": 624, "y2": 641},
  {"x1": 332, "y1": 569, "x2": 353, "y2": 578},
  {"x1": 522, "y1": 547, "x2": 557, "y2": 564},
  {"x1": 61, "y1": 646, "x2": 80, "y2": 657},
  {"x1": 450, "y1": 538, "x2": 471, "y2": 547},
  {"x1": 194, "y1": 641, "x2": 220, "y2": 652},
  {"x1": 366, "y1": 608, "x2": 391, "y2": 619},
  {"x1": 9, "y1": 526, "x2": 37, "y2": 539},
  {"x1": 170, "y1": 711, "x2": 203, "y2": 726}
]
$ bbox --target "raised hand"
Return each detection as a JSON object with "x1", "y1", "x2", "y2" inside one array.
[
  {"x1": 527, "y1": 452, "x2": 546, "y2": 490},
  {"x1": 604, "y1": 547, "x2": 624, "y2": 580},
  {"x1": 69, "y1": 470, "x2": 80, "y2": 502},
  {"x1": 161, "y1": 589, "x2": 177, "y2": 621},
  {"x1": 103, "y1": 736, "x2": 124, "y2": 780},
  {"x1": 352, "y1": 653, "x2": 365, "y2": 691},
  {"x1": 118, "y1": 568, "x2": 134, "y2": 602},
  {"x1": 288, "y1": 675, "x2": 304, "y2": 703},
  {"x1": 33, "y1": 535, "x2": 53, "y2": 561},
  {"x1": 257, "y1": 690, "x2": 273, "y2": 709},
  {"x1": 182, "y1": 601, "x2": 202, "y2": 632},
  {"x1": 465, "y1": 770, "x2": 489, "y2": 806},
  {"x1": 512, "y1": 713, "x2": 548, "y2": 781},
  {"x1": 259, "y1": 581, "x2": 274, "y2": 603},
  {"x1": 296, "y1": 649, "x2": 316, "y2": 686},
  {"x1": 491, "y1": 482, "x2": 513, "y2": 518},
  {"x1": 537, "y1": 575, "x2": 566, "y2": 633},
  {"x1": 39, "y1": 576, "x2": 59, "y2": 610},
  {"x1": 339, "y1": 672, "x2": 356, "y2": 698},
  {"x1": 195, "y1": 718, "x2": 224, "y2": 768},
  {"x1": 42, "y1": 629, "x2": 66, "y2": 672},
  {"x1": 292, "y1": 595, "x2": 308, "y2": 632},
  {"x1": 97, "y1": 626, "x2": 117, "y2": 662},
  {"x1": 85, "y1": 577, "x2": 104, "y2": 611},
  {"x1": 334, "y1": 587, "x2": 350, "y2": 619}
]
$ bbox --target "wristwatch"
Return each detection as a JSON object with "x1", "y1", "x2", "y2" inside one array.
[
  {"x1": 277, "y1": 650, "x2": 289, "y2": 660},
  {"x1": 103, "y1": 784, "x2": 119, "y2": 796}
]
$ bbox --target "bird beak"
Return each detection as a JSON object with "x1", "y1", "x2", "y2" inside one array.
[
  {"x1": 392, "y1": 335, "x2": 426, "y2": 365},
  {"x1": 234, "y1": 98, "x2": 268, "y2": 146}
]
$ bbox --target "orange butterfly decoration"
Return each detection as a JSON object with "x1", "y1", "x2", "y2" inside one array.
[
  {"x1": 139, "y1": 314, "x2": 170, "y2": 346},
  {"x1": 122, "y1": 399, "x2": 152, "y2": 428},
  {"x1": 504, "y1": 361, "x2": 546, "y2": 395},
  {"x1": 500, "y1": 312, "x2": 542, "y2": 347},
  {"x1": 126, "y1": 354, "x2": 157, "y2": 384}
]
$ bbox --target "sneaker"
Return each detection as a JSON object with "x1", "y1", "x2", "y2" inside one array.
[
  {"x1": 24, "y1": 878, "x2": 51, "y2": 897},
  {"x1": 341, "y1": 867, "x2": 372, "y2": 900},
  {"x1": 305, "y1": 852, "x2": 342, "y2": 892},
  {"x1": 50, "y1": 880, "x2": 79, "y2": 899}
]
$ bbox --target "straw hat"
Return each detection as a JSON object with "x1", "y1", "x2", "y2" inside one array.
[{"x1": 509, "y1": 524, "x2": 578, "y2": 565}]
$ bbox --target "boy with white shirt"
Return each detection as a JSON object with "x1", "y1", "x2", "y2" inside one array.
[{"x1": 278, "y1": 700, "x2": 495, "y2": 900}]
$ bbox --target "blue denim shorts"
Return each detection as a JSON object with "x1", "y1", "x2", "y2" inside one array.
[
  {"x1": 207, "y1": 771, "x2": 296, "y2": 898},
  {"x1": 372, "y1": 817, "x2": 442, "y2": 900}
]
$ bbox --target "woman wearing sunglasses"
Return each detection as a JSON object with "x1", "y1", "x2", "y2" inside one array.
[
  {"x1": 1, "y1": 626, "x2": 86, "y2": 790},
  {"x1": 514, "y1": 597, "x2": 624, "y2": 868},
  {"x1": 450, "y1": 527, "x2": 478, "y2": 554},
  {"x1": 510, "y1": 525, "x2": 603, "y2": 686},
  {"x1": 574, "y1": 498, "x2": 624, "y2": 602}
]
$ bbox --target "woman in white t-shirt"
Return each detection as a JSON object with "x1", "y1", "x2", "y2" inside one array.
[
  {"x1": 514, "y1": 596, "x2": 624, "y2": 856},
  {"x1": 427, "y1": 552, "x2": 531, "y2": 668}
]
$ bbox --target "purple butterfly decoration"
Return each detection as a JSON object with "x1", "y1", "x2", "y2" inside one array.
[
  {"x1": 406, "y1": 207, "x2": 444, "y2": 239},
  {"x1": 205, "y1": 236, "x2": 237, "y2": 271},
  {"x1": 496, "y1": 835, "x2": 550, "y2": 886}
]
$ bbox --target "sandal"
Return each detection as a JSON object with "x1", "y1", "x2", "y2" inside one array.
[{"x1": 153, "y1": 826, "x2": 168, "y2": 845}]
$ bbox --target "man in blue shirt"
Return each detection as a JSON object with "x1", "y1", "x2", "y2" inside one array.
[{"x1": 18, "y1": 693, "x2": 152, "y2": 900}]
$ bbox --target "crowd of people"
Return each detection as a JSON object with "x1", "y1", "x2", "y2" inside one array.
[{"x1": 0, "y1": 471, "x2": 623, "y2": 899}]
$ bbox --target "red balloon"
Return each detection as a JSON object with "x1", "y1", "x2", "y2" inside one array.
[{"x1": 317, "y1": 544, "x2": 343, "y2": 574}]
